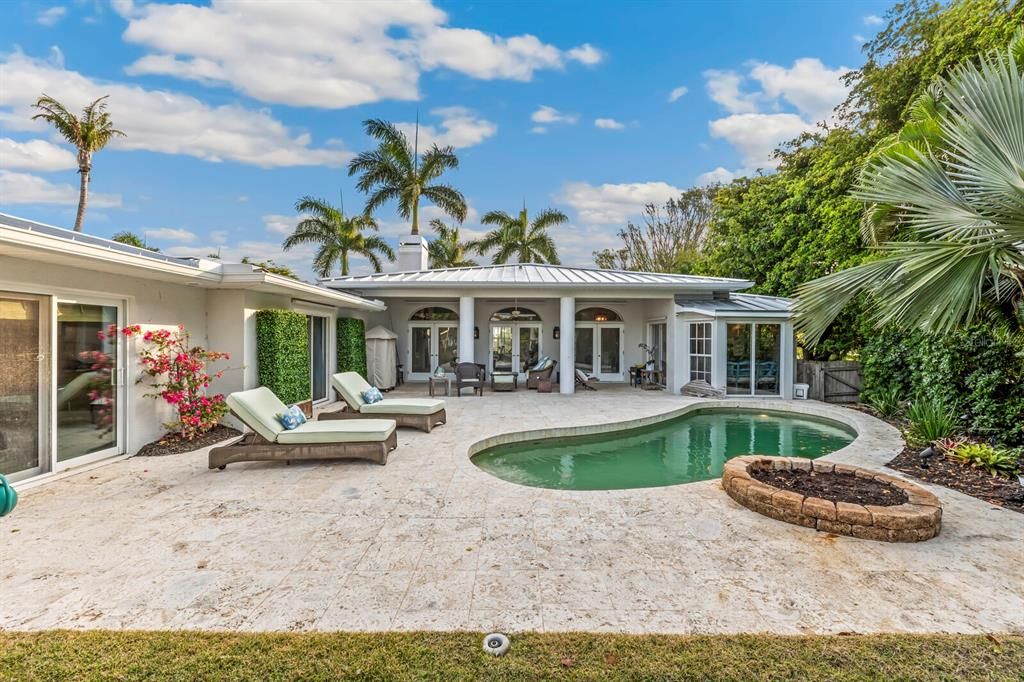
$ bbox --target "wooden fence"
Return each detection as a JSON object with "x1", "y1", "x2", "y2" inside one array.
[{"x1": 796, "y1": 360, "x2": 863, "y2": 403}]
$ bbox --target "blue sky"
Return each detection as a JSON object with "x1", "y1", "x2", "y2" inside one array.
[{"x1": 0, "y1": 0, "x2": 891, "y2": 277}]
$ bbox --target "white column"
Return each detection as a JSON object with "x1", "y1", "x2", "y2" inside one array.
[
  {"x1": 458, "y1": 296, "x2": 475, "y2": 363},
  {"x1": 559, "y1": 296, "x2": 575, "y2": 394}
]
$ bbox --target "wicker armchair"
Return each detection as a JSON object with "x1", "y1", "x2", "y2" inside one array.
[
  {"x1": 527, "y1": 359, "x2": 557, "y2": 389},
  {"x1": 454, "y1": 362, "x2": 485, "y2": 396}
]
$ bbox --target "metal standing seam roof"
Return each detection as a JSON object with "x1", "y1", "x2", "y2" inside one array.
[
  {"x1": 675, "y1": 293, "x2": 794, "y2": 314},
  {"x1": 323, "y1": 263, "x2": 752, "y2": 288}
]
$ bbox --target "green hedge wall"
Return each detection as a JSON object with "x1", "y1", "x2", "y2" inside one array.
[
  {"x1": 862, "y1": 325, "x2": 1024, "y2": 445},
  {"x1": 255, "y1": 309, "x2": 310, "y2": 404},
  {"x1": 337, "y1": 318, "x2": 367, "y2": 379}
]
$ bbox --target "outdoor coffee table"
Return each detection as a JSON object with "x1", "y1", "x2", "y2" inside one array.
[
  {"x1": 491, "y1": 372, "x2": 518, "y2": 391},
  {"x1": 428, "y1": 375, "x2": 450, "y2": 397}
]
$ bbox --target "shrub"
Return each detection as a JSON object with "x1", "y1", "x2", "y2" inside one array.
[
  {"x1": 861, "y1": 325, "x2": 1024, "y2": 445},
  {"x1": 866, "y1": 385, "x2": 903, "y2": 419},
  {"x1": 337, "y1": 318, "x2": 367, "y2": 379},
  {"x1": 949, "y1": 442, "x2": 1020, "y2": 478},
  {"x1": 906, "y1": 397, "x2": 957, "y2": 445},
  {"x1": 255, "y1": 309, "x2": 310, "y2": 404},
  {"x1": 122, "y1": 324, "x2": 230, "y2": 440}
]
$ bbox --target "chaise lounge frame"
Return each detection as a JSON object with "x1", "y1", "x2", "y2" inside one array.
[
  {"x1": 210, "y1": 410, "x2": 398, "y2": 469},
  {"x1": 319, "y1": 394, "x2": 447, "y2": 433}
]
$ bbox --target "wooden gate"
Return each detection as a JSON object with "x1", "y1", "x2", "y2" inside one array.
[{"x1": 796, "y1": 360, "x2": 862, "y2": 403}]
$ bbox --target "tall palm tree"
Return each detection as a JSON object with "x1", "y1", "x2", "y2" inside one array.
[
  {"x1": 347, "y1": 118, "x2": 467, "y2": 235},
  {"x1": 474, "y1": 207, "x2": 565, "y2": 264},
  {"x1": 796, "y1": 32, "x2": 1024, "y2": 345},
  {"x1": 31, "y1": 94, "x2": 125, "y2": 232},
  {"x1": 282, "y1": 196, "x2": 395, "y2": 277},
  {"x1": 427, "y1": 219, "x2": 479, "y2": 268}
]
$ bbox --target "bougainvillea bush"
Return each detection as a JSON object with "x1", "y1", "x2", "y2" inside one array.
[{"x1": 123, "y1": 325, "x2": 231, "y2": 441}]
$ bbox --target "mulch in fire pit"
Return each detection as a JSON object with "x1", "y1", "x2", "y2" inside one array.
[
  {"x1": 751, "y1": 468, "x2": 908, "y2": 507},
  {"x1": 888, "y1": 445, "x2": 1024, "y2": 514},
  {"x1": 136, "y1": 425, "x2": 241, "y2": 457}
]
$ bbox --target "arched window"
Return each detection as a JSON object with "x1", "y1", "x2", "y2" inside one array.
[
  {"x1": 575, "y1": 307, "x2": 622, "y2": 322},
  {"x1": 410, "y1": 306, "x2": 458, "y2": 321},
  {"x1": 489, "y1": 307, "x2": 541, "y2": 322}
]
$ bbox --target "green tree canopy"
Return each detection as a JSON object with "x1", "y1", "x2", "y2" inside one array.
[
  {"x1": 427, "y1": 219, "x2": 479, "y2": 269},
  {"x1": 111, "y1": 231, "x2": 158, "y2": 252}
]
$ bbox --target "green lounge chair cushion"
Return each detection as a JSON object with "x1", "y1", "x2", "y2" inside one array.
[
  {"x1": 359, "y1": 398, "x2": 445, "y2": 416},
  {"x1": 276, "y1": 419, "x2": 396, "y2": 444},
  {"x1": 226, "y1": 386, "x2": 287, "y2": 442},
  {"x1": 332, "y1": 372, "x2": 372, "y2": 410}
]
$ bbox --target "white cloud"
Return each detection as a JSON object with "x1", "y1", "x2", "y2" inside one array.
[
  {"x1": 0, "y1": 138, "x2": 77, "y2": 171},
  {"x1": 748, "y1": 58, "x2": 850, "y2": 122},
  {"x1": 594, "y1": 118, "x2": 624, "y2": 130},
  {"x1": 0, "y1": 52, "x2": 348, "y2": 168},
  {"x1": 0, "y1": 169, "x2": 121, "y2": 207},
  {"x1": 853, "y1": 34, "x2": 866, "y2": 44},
  {"x1": 566, "y1": 43, "x2": 603, "y2": 66},
  {"x1": 703, "y1": 69, "x2": 759, "y2": 114},
  {"x1": 695, "y1": 167, "x2": 737, "y2": 186},
  {"x1": 557, "y1": 181, "x2": 684, "y2": 225},
  {"x1": 394, "y1": 107, "x2": 497, "y2": 149},
  {"x1": 530, "y1": 126, "x2": 547, "y2": 134},
  {"x1": 549, "y1": 222, "x2": 620, "y2": 265},
  {"x1": 668, "y1": 85, "x2": 688, "y2": 102},
  {"x1": 118, "y1": 0, "x2": 601, "y2": 108},
  {"x1": 708, "y1": 113, "x2": 816, "y2": 168},
  {"x1": 864, "y1": 14, "x2": 883, "y2": 26},
  {"x1": 144, "y1": 227, "x2": 195, "y2": 242},
  {"x1": 36, "y1": 7, "x2": 67, "y2": 26},
  {"x1": 210, "y1": 230, "x2": 228, "y2": 244},
  {"x1": 531, "y1": 105, "x2": 578, "y2": 125},
  {"x1": 262, "y1": 214, "x2": 300, "y2": 236}
]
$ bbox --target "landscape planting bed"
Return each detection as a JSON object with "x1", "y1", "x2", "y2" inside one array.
[{"x1": 723, "y1": 456, "x2": 942, "y2": 542}]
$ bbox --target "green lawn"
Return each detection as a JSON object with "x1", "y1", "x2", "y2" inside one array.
[{"x1": 1, "y1": 631, "x2": 1022, "y2": 681}]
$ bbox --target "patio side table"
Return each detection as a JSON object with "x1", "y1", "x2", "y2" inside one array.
[
  {"x1": 428, "y1": 375, "x2": 450, "y2": 397},
  {"x1": 491, "y1": 372, "x2": 518, "y2": 391}
]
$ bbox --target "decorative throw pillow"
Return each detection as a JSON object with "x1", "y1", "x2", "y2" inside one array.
[
  {"x1": 277, "y1": 405, "x2": 305, "y2": 430},
  {"x1": 287, "y1": 404, "x2": 307, "y2": 425},
  {"x1": 362, "y1": 386, "x2": 384, "y2": 404},
  {"x1": 532, "y1": 355, "x2": 549, "y2": 371}
]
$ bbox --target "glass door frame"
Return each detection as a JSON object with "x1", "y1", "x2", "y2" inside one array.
[
  {"x1": 306, "y1": 313, "x2": 329, "y2": 404},
  {"x1": 575, "y1": 322, "x2": 625, "y2": 382},
  {"x1": 407, "y1": 322, "x2": 459, "y2": 381},
  {"x1": 0, "y1": 292, "x2": 50, "y2": 482},
  {"x1": 488, "y1": 322, "x2": 543, "y2": 381},
  {"x1": 53, "y1": 295, "x2": 127, "y2": 470},
  {"x1": 725, "y1": 321, "x2": 782, "y2": 397}
]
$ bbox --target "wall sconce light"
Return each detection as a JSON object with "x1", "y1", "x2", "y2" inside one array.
[
  {"x1": 474, "y1": 326, "x2": 480, "y2": 339},
  {"x1": 553, "y1": 326, "x2": 560, "y2": 340}
]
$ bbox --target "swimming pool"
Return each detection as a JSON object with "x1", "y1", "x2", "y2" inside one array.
[{"x1": 471, "y1": 408, "x2": 857, "y2": 490}]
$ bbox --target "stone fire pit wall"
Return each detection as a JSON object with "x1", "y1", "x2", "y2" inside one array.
[{"x1": 722, "y1": 456, "x2": 942, "y2": 542}]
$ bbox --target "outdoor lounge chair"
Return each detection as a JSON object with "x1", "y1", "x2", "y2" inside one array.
[
  {"x1": 454, "y1": 362, "x2": 484, "y2": 396},
  {"x1": 575, "y1": 368, "x2": 599, "y2": 391},
  {"x1": 527, "y1": 359, "x2": 557, "y2": 389},
  {"x1": 321, "y1": 372, "x2": 447, "y2": 432},
  {"x1": 210, "y1": 387, "x2": 397, "y2": 469}
]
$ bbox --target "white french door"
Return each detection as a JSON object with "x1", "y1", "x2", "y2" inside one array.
[
  {"x1": 489, "y1": 323, "x2": 542, "y2": 380},
  {"x1": 408, "y1": 323, "x2": 458, "y2": 381},
  {"x1": 575, "y1": 323, "x2": 624, "y2": 381},
  {"x1": 0, "y1": 293, "x2": 49, "y2": 481}
]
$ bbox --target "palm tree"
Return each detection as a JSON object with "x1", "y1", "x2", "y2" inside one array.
[
  {"x1": 31, "y1": 94, "x2": 125, "y2": 232},
  {"x1": 795, "y1": 32, "x2": 1024, "y2": 345},
  {"x1": 111, "y1": 231, "x2": 158, "y2": 252},
  {"x1": 474, "y1": 207, "x2": 565, "y2": 265},
  {"x1": 347, "y1": 118, "x2": 466, "y2": 235},
  {"x1": 282, "y1": 196, "x2": 395, "y2": 277},
  {"x1": 427, "y1": 219, "x2": 479, "y2": 268}
]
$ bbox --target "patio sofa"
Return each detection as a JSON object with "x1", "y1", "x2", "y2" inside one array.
[
  {"x1": 210, "y1": 387, "x2": 397, "y2": 469},
  {"x1": 527, "y1": 358, "x2": 557, "y2": 389},
  {"x1": 321, "y1": 372, "x2": 447, "y2": 432}
]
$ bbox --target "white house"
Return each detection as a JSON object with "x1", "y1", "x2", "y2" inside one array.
[
  {"x1": 0, "y1": 214, "x2": 795, "y2": 486},
  {"x1": 323, "y1": 238, "x2": 795, "y2": 398},
  {"x1": 0, "y1": 214, "x2": 382, "y2": 484}
]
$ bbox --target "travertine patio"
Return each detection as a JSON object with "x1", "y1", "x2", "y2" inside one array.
[{"x1": 2, "y1": 387, "x2": 1022, "y2": 634}]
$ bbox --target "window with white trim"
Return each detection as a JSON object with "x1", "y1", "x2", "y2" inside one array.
[{"x1": 689, "y1": 322, "x2": 712, "y2": 383}]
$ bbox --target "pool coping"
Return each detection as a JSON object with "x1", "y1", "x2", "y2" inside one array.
[{"x1": 463, "y1": 399, "x2": 906, "y2": 491}]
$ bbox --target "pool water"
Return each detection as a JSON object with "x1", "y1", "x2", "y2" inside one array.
[{"x1": 471, "y1": 409, "x2": 856, "y2": 490}]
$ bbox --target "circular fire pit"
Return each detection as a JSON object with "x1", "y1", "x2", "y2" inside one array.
[{"x1": 722, "y1": 456, "x2": 942, "y2": 542}]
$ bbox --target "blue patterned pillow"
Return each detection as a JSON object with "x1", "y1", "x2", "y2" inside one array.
[
  {"x1": 362, "y1": 386, "x2": 384, "y2": 404},
  {"x1": 276, "y1": 404, "x2": 307, "y2": 430}
]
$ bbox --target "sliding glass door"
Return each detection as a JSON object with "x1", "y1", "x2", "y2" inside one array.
[
  {"x1": 307, "y1": 315, "x2": 328, "y2": 402},
  {"x1": 56, "y1": 300, "x2": 123, "y2": 463},
  {"x1": 726, "y1": 322, "x2": 781, "y2": 396},
  {"x1": 0, "y1": 294, "x2": 47, "y2": 480}
]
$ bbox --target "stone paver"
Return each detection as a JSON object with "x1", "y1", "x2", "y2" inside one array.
[{"x1": 1, "y1": 387, "x2": 1022, "y2": 635}]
